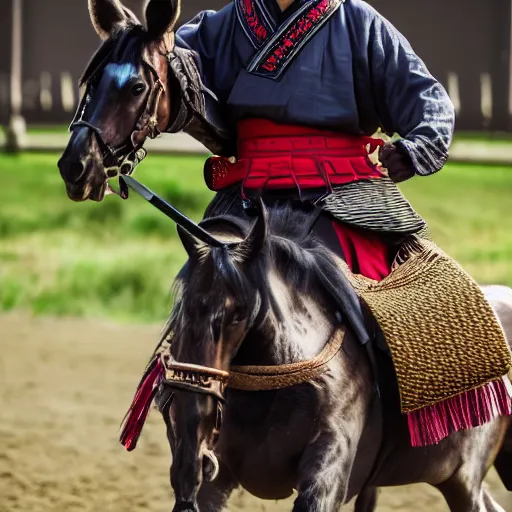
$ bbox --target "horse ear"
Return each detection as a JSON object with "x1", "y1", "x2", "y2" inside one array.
[
  {"x1": 144, "y1": 0, "x2": 180, "y2": 46},
  {"x1": 236, "y1": 199, "x2": 268, "y2": 263},
  {"x1": 88, "y1": 0, "x2": 127, "y2": 40},
  {"x1": 177, "y1": 225, "x2": 205, "y2": 261}
]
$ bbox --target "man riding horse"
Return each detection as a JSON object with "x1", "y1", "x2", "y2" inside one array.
[
  {"x1": 173, "y1": 0, "x2": 454, "y2": 283},
  {"x1": 58, "y1": 0, "x2": 511, "y2": 454}
]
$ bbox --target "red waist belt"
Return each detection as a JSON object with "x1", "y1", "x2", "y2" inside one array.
[{"x1": 204, "y1": 119, "x2": 385, "y2": 192}]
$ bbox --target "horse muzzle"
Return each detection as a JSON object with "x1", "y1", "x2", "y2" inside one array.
[
  {"x1": 172, "y1": 501, "x2": 199, "y2": 512},
  {"x1": 58, "y1": 127, "x2": 109, "y2": 202}
]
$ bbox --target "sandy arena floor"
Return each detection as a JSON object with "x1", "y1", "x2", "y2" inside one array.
[{"x1": 1, "y1": 313, "x2": 510, "y2": 511}]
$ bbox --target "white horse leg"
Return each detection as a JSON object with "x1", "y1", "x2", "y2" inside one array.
[
  {"x1": 481, "y1": 490, "x2": 505, "y2": 512},
  {"x1": 434, "y1": 420, "x2": 507, "y2": 512}
]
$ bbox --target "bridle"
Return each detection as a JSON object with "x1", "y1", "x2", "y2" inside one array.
[
  {"x1": 69, "y1": 46, "x2": 167, "y2": 195},
  {"x1": 160, "y1": 354, "x2": 229, "y2": 444},
  {"x1": 163, "y1": 359, "x2": 229, "y2": 403},
  {"x1": 154, "y1": 326, "x2": 347, "y2": 444}
]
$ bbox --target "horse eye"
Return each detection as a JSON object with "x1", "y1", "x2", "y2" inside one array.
[
  {"x1": 131, "y1": 83, "x2": 145, "y2": 96},
  {"x1": 231, "y1": 312, "x2": 244, "y2": 325}
]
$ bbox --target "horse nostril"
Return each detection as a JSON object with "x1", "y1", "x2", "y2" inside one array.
[
  {"x1": 58, "y1": 158, "x2": 85, "y2": 184},
  {"x1": 69, "y1": 161, "x2": 85, "y2": 179}
]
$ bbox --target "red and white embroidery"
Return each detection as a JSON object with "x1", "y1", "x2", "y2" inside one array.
[
  {"x1": 236, "y1": 0, "x2": 273, "y2": 48},
  {"x1": 237, "y1": 0, "x2": 342, "y2": 79}
]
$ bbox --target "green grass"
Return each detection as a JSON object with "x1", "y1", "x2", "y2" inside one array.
[
  {"x1": 0, "y1": 152, "x2": 511, "y2": 323},
  {"x1": 0, "y1": 152, "x2": 213, "y2": 322},
  {"x1": 454, "y1": 131, "x2": 512, "y2": 144}
]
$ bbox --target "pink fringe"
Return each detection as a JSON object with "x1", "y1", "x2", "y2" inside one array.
[
  {"x1": 119, "y1": 357, "x2": 164, "y2": 451},
  {"x1": 407, "y1": 376, "x2": 512, "y2": 447}
]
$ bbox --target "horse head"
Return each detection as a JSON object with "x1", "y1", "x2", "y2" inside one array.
[
  {"x1": 158, "y1": 206, "x2": 268, "y2": 511},
  {"x1": 58, "y1": 0, "x2": 179, "y2": 201}
]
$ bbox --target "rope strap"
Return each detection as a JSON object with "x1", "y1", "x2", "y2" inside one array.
[{"x1": 228, "y1": 326, "x2": 346, "y2": 391}]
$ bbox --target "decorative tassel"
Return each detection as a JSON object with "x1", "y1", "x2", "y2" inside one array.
[
  {"x1": 119, "y1": 357, "x2": 165, "y2": 451},
  {"x1": 407, "y1": 376, "x2": 512, "y2": 447}
]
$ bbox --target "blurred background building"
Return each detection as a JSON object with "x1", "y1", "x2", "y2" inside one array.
[{"x1": 0, "y1": 0, "x2": 511, "y2": 132}]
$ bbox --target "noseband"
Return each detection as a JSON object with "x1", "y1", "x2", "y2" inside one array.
[
  {"x1": 69, "y1": 52, "x2": 166, "y2": 187},
  {"x1": 163, "y1": 359, "x2": 229, "y2": 402},
  {"x1": 162, "y1": 356, "x2": 228, "y2": 442}
]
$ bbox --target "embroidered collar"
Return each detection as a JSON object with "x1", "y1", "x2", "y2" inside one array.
[{"x1": 236, "y1": 0, "x2": 342, "y2": 79}]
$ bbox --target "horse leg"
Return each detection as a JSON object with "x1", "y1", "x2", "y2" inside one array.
[
  {"x1": 292, "y1": 431, "x2": 357, "y2": 512},
  {"x1": 435, "y1": 451, "x2": 504, "y2": 512},
  {"x1": 195, "y1": 461, "x2": 238, "y2": 512},
  {"x1": 482, "y1": 491, "x2": 506, "y2": 512},
  {"x1": 353, "y1": 487, "x2": 378, "y2": 512},
  {"x1": 437, "y1": 479, "x2": 505, "y2": 512}
]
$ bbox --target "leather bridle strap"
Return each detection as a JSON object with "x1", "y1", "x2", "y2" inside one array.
[
  {"x1": 160, "y1": 326, "x2": 346, "y2": 398},
  {"x1": 69, "y1": 57, "x2": 167, "y2": 181},
  {"x1": 162, "y1": 360, "x2": 229, "y2": 402}
]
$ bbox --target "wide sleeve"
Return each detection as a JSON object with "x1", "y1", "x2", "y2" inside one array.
[
  {"x1": 170, "y1": 9, "x2": 236, "y2": 155},
  {"x1": 363, "y1": 6, "x2": 455, "y2": 176},
  {"x1": 175, "y1": 10, "x2": 225, "y2": 91}
]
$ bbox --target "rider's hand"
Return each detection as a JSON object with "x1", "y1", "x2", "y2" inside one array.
[{"x1": 379, "y1": 144, "x2": 415, "y2": 183}]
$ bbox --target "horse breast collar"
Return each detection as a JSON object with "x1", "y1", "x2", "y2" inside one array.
[
  {"x1": 119, "y1": 326, "x2": 347, "y2": 450},
  {"x1": 236, "y1": 0, "x2": 342, "y2": 79}
]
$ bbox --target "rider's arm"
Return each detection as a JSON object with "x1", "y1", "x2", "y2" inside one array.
[
  {"x1": 168, "y1": 9, "x2": 235, "y2": 155},
  {"x1": 174, "y1": 11, "x2": 223, "y2": 91},
  {"x1": 348, "y1": 1, "x2": 455, "y2": 177}
]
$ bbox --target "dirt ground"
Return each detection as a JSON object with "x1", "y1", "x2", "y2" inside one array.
[{"x1": 1, "y1": 313, "x2": 510, "y2": 512}]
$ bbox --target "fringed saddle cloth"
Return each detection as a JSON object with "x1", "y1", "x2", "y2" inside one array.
[{"x1": 343, "y1": 236, "x2": 512, "y2": 446}]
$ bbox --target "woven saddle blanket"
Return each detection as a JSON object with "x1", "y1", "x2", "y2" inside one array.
[{"x1": 342, "y1": 236, "x2": 512, "y2": 445}]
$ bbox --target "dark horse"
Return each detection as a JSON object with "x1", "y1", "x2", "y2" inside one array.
[
  {"x1": 155, "y1": 203, "x2": 512, "y2": 512},
  {"x1": 57, "y1": 1, "x2": 512, "y2": 510}
]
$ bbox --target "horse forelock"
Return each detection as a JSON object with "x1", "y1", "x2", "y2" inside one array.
[
  {"x1": 168, "y1": 243, "x2": 255, "y2": 360},
  {"x1": 79, "y1": 25, "x2": 146, "y2": 86}
]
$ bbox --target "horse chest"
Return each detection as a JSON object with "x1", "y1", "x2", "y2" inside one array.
[{"x1": 218, "y1": 388, "x2": 319, "y2": 499}]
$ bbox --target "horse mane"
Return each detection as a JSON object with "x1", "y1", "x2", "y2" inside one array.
[
  {"x1": 263, "y1": 205, "x2": 350, "y2": 319},
  {"x1": 167, "y1": 204, "x2": 351, "y2": 345}
]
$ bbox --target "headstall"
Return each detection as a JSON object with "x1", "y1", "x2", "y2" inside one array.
[{"x1": 69, "y1": 52, "x2": 167, "y2": 194}]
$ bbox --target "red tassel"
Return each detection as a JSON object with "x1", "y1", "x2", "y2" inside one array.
[
  {"x1": 119, "y1": 357, "x2": 165, "y2": 451},
  {"x1": 407, "y1": 376, "x2": 512, "y2": 447}
]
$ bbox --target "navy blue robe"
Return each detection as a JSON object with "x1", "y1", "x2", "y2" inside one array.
[{"x1": 175, "y1": 0, "x2": 455, "y2": 176}]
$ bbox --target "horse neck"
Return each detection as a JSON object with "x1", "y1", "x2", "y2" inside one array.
[{"x1": 235, "y1": 269, "x2": 334, "y2": 367}]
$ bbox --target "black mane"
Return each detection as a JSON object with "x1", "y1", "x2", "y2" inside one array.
[{"x1": 168, "y1": 204, "x2": 359, "y2": 342}]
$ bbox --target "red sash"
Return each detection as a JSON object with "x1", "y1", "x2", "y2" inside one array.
[{"x1": 204, "y1": 119, "x2": 385, "y2": 192}]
